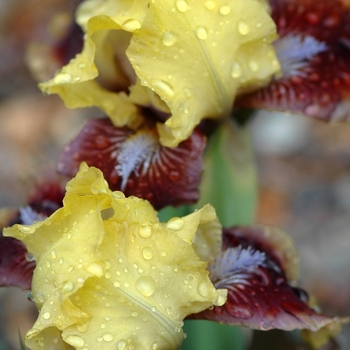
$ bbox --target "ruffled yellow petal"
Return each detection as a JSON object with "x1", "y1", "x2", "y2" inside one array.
[
  {"x1": 39, "y1": 1, "x2": 149, "y2": 129},
  {"x1": 4, "y1": 164, "x2": 225, "y2": 350},
  {"x1": 127, "y1": 0, "x2": 279, "y2": 146}
]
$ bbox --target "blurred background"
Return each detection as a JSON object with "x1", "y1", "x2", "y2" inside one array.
[{"x1": 0, "y1": 0, "x2": 349, "y2": 349}]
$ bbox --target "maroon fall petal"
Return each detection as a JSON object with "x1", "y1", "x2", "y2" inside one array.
[
  {"x1": 57, "y1": 118, "x2": 206, "y2": 210},
  {"x1": 190, "y1": 226, "x2": 340, "y2": 332},
  {"x1": 236, "y1": 0, "x2": 350, "y2": 122},
  {"x1": 0, "y1": 234, "x2": 35, "y2": 290}
]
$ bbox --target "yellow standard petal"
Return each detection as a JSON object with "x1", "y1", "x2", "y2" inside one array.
[
  {"x1": 127, "y1": 0, "x2": 280, "y2": 146},
  {"x1": 39, "y1": 0, "x2": 149, "y2": 129},
  {"x1": 4, "y1": 164, "x2": 226, "y2": 350}
]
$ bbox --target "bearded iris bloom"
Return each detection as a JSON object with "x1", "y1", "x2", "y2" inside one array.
[
  {"x1": 237, "y1": 0, "x2": 350, "y2": 121},
  {"x1": 3, "y1": 163, "x2": 227, "y2": 349},
  {"x1": 39, "y1": 0, "x2": 280, "y2": 147}
]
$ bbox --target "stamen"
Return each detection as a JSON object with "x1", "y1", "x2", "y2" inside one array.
[
  {"x1": 19, "y1": 206, "x2": 46, "y2": 225},
  {"x1": 274, "y1": 34, "x2": 328, "y2": 78},
  {"x1": 115, "y1": 130, "x2": 158, "y2": 190}
]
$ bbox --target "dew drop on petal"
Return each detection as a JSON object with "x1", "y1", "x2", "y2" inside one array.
[
  {"x1": 219, "y1": 5, "x2": 231, "y2": 15},
  {"x1": 86, "y1": 263, "x2": 104, "y2": 277},
  {"x1": 54, "y1": 73, "x2": 72, "y2": 85},
  {"x1": 142, "y1": 247, "x2": 153, "y2": 260},
  {"x1": 162, "y1": 31, "x2": 178, "y2": 46},
  {"x1": 25, "y1": 252, "x2": 35, "y2": 262},
  {"x1": 102, "y1": 333, "x2": 114, "y2": 342},
  {"x1": 152, "y1": 79, "x2": 175, "y2": 96},
  {"x1": 238, "y1": 20, "x2": 250, "y2": 35},
  {"x1": 230, "y1": 62, "x2": 242, "y2": 78},
  {"x1": 136, "y1": 277, "x2": 156, "y2": 297},
  {"x1": 196, "y1": 26, "x2": 208, "y2": 40},
  {"x1": 117, "y1": 340, "x2": 127, "y2": 350},
  {"x1": 66, "y1": 335, "x2": 85, "y2": 348},
  {"x1": 43, "y1": 312, "x2": 51, "y2": 320},
  {"x1": 176, "y1": 0, "x2": 188, "y2": 12},
  {"x1": 138, "y1": 225, "x2": 153, "y2": 238},
  {"x1": 167, "y1": 217, "x2": 184, "y2": 231},
  {"x1": 204, "y1": 1, "x2": 216, "y2": 10},
  {"x1": 62, "y1": 281, "x2": 74, "y2": 293},
  {"x1": 248, "y1": 60, "x2": 259, "y2": 72},
  {"x1": 122, "y1": 19, "x2": 142, "y2": 31}
]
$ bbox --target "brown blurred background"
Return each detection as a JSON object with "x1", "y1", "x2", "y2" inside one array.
[{"x1": 0, "y1": 0, "x2": 349, "y2": 349}]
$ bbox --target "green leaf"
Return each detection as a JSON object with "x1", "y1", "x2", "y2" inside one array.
[
  {"x1": 195, "y1": 119, "x2": 257, "y2": 226},
  {"x1": 180, "y1": 320, "x2": 248, "y2": 350}
]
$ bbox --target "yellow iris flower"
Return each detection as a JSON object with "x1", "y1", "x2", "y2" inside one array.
[
  {"x1": 40, "y1": 0, "x2": 280, "y2": 146},
  {"x1": 4, "y1": 163, "x2": 226, "y2": 350}
]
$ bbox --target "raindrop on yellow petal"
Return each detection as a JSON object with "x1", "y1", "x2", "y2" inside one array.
[
  {"x1": 138, "y1": 224, "x2": 153, "y2": 238},
  {"x1": 196, "y1": 26, "x2": 208, "y2": 40},
  {"x1": 102, "y1": 333, "x2": 114, "y2": 342},
  {"x1": 142, "y1": 247, "x2": 153, "y2": 260},
  {"x1": 238, "y1": 20, "x2": 250, "y2": 35},
  {"x1": 152, "y1": 79, "x2": 175, "y2": 96},
  {"x1": 117, "y1": 340, "x2": 127, "y2": 350},
  {"x1": 136, "y1": 276, "x2": 156, "y2": 297},
  {"x1": 167, "y1": 217, "x2": 184, "y2": 231},
  {"x1": 162, "y1": 31, "x2": 178, "y2": 46},
  {"x1": 62, "y1": 281, "x2": 74, "y2": 293},
  {"x1": 86, "y1": 263, "x2": 104, "y2": 277},
  {"x1": 249, "y1": 60, "x2": 259, "y2": 72},
  {"x1": 204, "y1": 1, "x2": 216, "y2": 10},
  {"x1": 66, "y1": 335, "x2": 85, "y2": 348},
  {"x1": 54, "y1": 73, "x2": 72, "y2": 85},
  {"x1": 219, "y1": 5, "x2": 231, "y2": 15},
  {"x1": 43, "y1": 312, "x2": 51, "y2": 320},
  {"x1": 122, "y1": 19, "x2": 142, "y2": 31},
  {"x1": 176, "y1": 0, "x2": 188, "y2": 12},
  {"x1": 231, "y1": 62, "x2": 242, "y2": 78}
]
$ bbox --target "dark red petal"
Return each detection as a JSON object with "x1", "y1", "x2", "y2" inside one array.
[
  {"x1": 271, "y1": 0, "x2": 350, "y2": 43},
  {"x1": 57, "y1": 118, "x2": 206, "y2": 209},
  {"x1": 236, "y1": 0, "x2": 350, "y2": 122},
  {"x1": 0, "y1": 234, "x2": 35, "y2": 290},
  {"x1": 190, "y1": 226, "x2": 339, "y2": 332}
]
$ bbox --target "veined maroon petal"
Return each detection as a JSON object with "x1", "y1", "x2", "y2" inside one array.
[
  {"x1": 236, "y1": 0, "x2": 350, "y2": 122},
  {"x1": 57, "y1": 118, "x2": 206, "y2": 209},
  {"x1": 190, "y1": 226, "x2": 341, "y2": 332},
  {"x1": 0, "y1": 234, "x2": 35, "y2": 290}
]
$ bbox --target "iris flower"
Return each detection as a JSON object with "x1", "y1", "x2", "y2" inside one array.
[
  {"x1": 3, "y1": 163, "x2": 226, "y2": 349},
  {"x1": 40, "y1": 0, "x2": 280, "y2": 146},
  {"x1": 237, "y1": 0, "x2": 350, "y2": 121}
]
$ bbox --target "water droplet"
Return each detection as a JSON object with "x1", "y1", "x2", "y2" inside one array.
[
  {"x1": 122, "y1": 19, "x2": 141, "y2": 31},
  {"x1": 176, "y1": 0, "x2": 188, "y2": 12},
  {"x1": 62, "y1": 281, "x2": 74, "y2": 293},
  {"x1": 219, "y1": 5, "x2": 231, "y2": 15},
  {"x1": 78, "y1": 63, "x2": 86, "y2": 69},
  {"x1": 114, "y1": 281, "x2": 121, "y2": 288},
  {"x1": 195, "y1": 26, "x2": 208, "y2": 40},
  {"x1": 50, "y1": 250, "x2": 57, "y2": 259},
  {"x1": 27, "y1": 292, "x2": 34, "y2": 302},
  {"x1": 162, "y1": 31, "x2": 178, "y2": 46},
  {"x1": 204, "y1": 1, "x2": 216, "y2": 10},
  {"x1": 230, "y1": 62, "x2": 242, "y2": 78},
  {"x1": 142, "y1": 247, "x2": 153, "y2": 260},
  {"x1": 25, "y1": 252, "x2": 35, "y2": 262},
  {"x1": 167, "y1": 217, "x2": 184, "y2": 231},
  {"x1": 59, "y1": 257, "x2": 64, "y2": 264},
  {"x1": 20, "y1": 225, "x2": 33, "y2": 233},
  {"x1": 238, "y1": 20, "x2": 250, "y2": 35},
  {"x1": 54, "y1": 73, "x2": 72, "y2": 85},
  {"x1": 73, "y1": 76, "x2": 81, "y2": 82},
  {"x1": 66, "y1": 335, "x2": 85, "y2": 348},
  {"x1": 139, "y1": 225, "x2": 153, "y2": 238},
  {"x1": 173, "y1": 264, "x2": 179, "y2": 272},
  {"x1": 117, "y1": 340, "x2": 127, "y2": 350},
  {"x1": 43, "y1": 312, "x2": 51, "y2": 320},
  {"x1": 248, "y1": 60, "x2": 259, "y2": 72},
  {"x1": 46, "y1": 260, "x2": 51, "y2": 268},
  {"x1": 152, "y1": 79, "x2": 175, "y2": 96},
  {"x1": 102, "y1": 333, "x2": 113, "y2": 342},
  {"x1": 161, "y1": 251, "x2": 167, "y2": 257},
  {"x1": 136, "y1": 277, "x2": 155, "y2": 297},
  {"x1": 152, "y1": 342, "x2": 158, "y2": 349},
  {"x1": 86, "y1": 263, "x2": 104, "y2": 277},
  {"x1": 197, "y1": 280, "x2": 211, "y2": 297}
]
